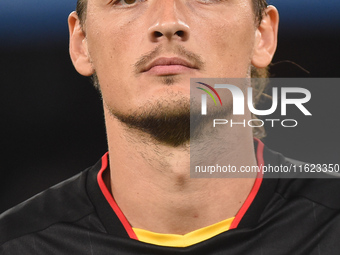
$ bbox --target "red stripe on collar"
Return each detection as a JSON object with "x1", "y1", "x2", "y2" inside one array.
[
  {"x1": 229, "y1": 138, "x2": 264, "y2": 229},
  {"x1": 97, "y1": 152, "x2": 138, "y2": 240}
]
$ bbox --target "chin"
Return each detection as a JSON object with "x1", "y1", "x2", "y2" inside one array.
[{"x1": 106, "y1": 93, "x2": 191, "y2": 147}]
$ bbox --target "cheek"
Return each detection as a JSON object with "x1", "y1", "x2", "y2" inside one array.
[
  {"x1": 198, "y1": 17, "x2": 255, "y2": 77},
  {"x1": 86, "y1": 23, "x2": 143, "y2": 108}
]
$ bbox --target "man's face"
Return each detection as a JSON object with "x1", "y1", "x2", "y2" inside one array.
[
  {"x1": 84, "y1": 0, "x2": 257, "y2": 115},
  {"x1": 69, "y1": 0, "x2": 277, "y2": 146}
]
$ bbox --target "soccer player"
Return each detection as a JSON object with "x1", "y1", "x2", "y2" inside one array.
[{"x1": 1, "y1": 0, "x2": 340, "y2": 254}]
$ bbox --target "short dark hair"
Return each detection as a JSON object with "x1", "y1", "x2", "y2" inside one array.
[
  {"x1": 75, "y1": 0, "x2": 269, "y2": 138},
  {"x1": 253, "y1": 0, "x2": 268, "y2": 24},
  {"x1": 76, "y1": 0, "x2": 87, "y2": 27}
]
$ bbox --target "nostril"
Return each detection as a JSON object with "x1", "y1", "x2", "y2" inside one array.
[
  {"x1": 149, "y1": 28, "x2": 189, "y2": 42},
  {"x1": 175, "y1": 30, "x2": 185, "y2": 37},
  {"x1": 154, "y1": 31, "x2": 163, "y2": 38}
]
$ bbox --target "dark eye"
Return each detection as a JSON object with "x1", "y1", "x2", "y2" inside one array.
[
  {"x1": 111, "y1": 0, "x2": 139, "y2": 6},
  {"x1": 123, "y1": 0, "x2": 137, "y2": 4}
]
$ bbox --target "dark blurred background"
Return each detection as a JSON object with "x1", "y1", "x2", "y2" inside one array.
[{"x1": 1, "y1": 0, "x2": 339, "y2": 213}]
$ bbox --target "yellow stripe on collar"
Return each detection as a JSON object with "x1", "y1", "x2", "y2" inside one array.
[{"x1": 133, "y1": 217, "x2": 235, "y2": 247}]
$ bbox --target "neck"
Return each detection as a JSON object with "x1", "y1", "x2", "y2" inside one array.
[{"x1": 104, "y1": 107, "x2": 258, "y2": 235}]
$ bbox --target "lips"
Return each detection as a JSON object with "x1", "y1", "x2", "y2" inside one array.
[{"x1": 142, "y1": 57, "x2": 198, "y2": 75}]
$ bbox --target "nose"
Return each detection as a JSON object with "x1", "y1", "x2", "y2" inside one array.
[{"x1": 148, "y1": 0, "x2": 190, "y2": 43}]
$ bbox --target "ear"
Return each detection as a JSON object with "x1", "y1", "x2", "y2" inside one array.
[
  {"x1": 68, "y1": 11, "x2": 94, "y2": 76},
  {"x1": 251, "y1": 6, "x2": 279, "y2": 68}
]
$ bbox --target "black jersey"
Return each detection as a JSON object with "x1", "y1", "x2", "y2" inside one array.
[{"x1": 1, "y1": 141, "x2": 340, "y2": 254}]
